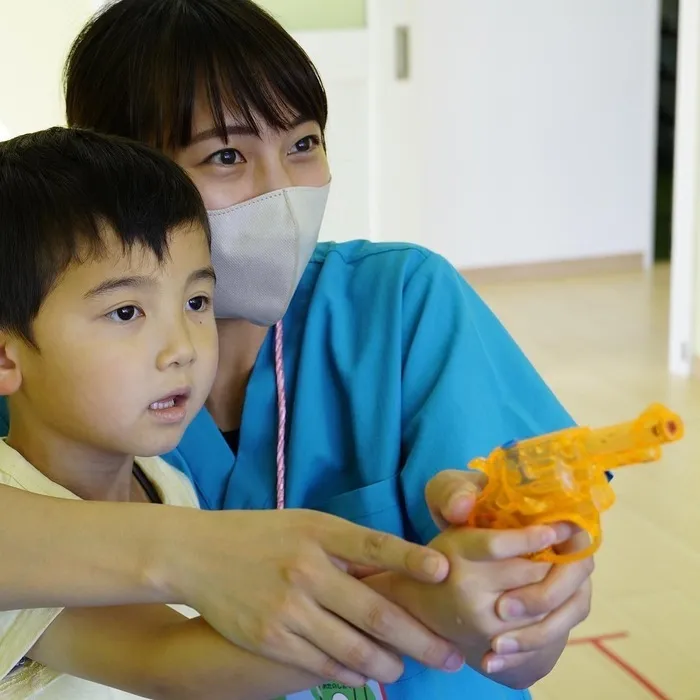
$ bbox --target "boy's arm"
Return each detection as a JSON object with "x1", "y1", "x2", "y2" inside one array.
[{"x1": 28, "y1": 604, "x2": 324, "y2": 700}]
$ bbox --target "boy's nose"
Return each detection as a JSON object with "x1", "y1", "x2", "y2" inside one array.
[{"x1": 156, "y1": 323, "x2": 197, "y2": 370}]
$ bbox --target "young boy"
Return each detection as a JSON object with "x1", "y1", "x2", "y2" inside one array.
[{"x1": 0, "y1": 127, "x2": 377, "y2": 699}]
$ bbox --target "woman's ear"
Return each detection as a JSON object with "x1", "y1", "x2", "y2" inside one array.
[{"x1": 0, "y1": 333, "x2": 22, "y2": 396}]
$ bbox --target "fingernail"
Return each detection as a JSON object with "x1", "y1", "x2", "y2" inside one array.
[
  {"x1": 337, "y1": 672, "x2": 368, "y2": 688},
  {"x1": 495, "y1": 637, "x2": 519, "y2": 654},
  {"x1": 539, "y1": 526, "x2": 558, "y2": 547},
  {"x1": 422, "y1": 553, "x2": 444, "y2": 578},
  {"x1": 550, "y1": 522, "x2": 574, "y2": 542},
  {"x1": 486, "y1": 657, "x2": 505, "y2": 674},
  {"x1": 443, "y1": 652, "x2": 464, "y2": 672},
  {"x1": 501, "y1": 599, "x2": 526, "y2": 620},
  {"x1": 445, "y1": 498, "x2": 460, "y2": 515}
]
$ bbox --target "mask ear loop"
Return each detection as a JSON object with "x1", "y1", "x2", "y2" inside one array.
[{"x1": 273, "y1": 320, "x2": 287, "y2": 509}]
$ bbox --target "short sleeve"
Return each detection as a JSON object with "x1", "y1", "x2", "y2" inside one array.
[
  {"x1": 0, "y1": 608, "x2": 63, "y2": 688},
  {"x1": 398, "y1": 252, "x2": 577, "y2": 543}
]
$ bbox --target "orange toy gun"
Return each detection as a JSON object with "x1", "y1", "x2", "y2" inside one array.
[{"x1": 466, "y1": 403, "x2": 684, "y2": 564}]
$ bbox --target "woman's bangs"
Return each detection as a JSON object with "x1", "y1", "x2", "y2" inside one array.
[{"x1": 166, "y1": 23, "x2": 328, "y2": 149}]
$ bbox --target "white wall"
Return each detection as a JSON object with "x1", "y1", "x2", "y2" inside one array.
[
  {"x1": 369, "y1": 0, "x2": 662, "y2": 271},
  {"x1": 0, "y1": 0, "x2": 95, "y2": 136},
  {"x1": 1, "y1": 1, "x2": 662, "y2": 272}
]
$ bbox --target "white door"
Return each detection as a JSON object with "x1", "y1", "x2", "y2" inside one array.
[{"x1": 367, "y1": 0, "x2": 661, "y2": 272}]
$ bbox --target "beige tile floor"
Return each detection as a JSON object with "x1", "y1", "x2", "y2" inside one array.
[{"x1": 472, "y1": 263, "x2": 700, "y2": 700}]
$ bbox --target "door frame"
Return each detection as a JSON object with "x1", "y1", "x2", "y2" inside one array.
[{"x1": 668, "y1": 0, "x2": 699, "y2": 376}]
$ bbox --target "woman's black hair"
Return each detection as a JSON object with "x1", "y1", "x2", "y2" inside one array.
[{"x1": 63, "y1": 0, "x2": 328, "y2": 150}]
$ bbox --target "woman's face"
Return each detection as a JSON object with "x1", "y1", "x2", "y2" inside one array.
[{"x1": 172, "y1": 96, "x2": 330, "y2": 210}]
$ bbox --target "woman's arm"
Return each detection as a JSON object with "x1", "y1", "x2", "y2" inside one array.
[
  {"x1": 0, "y1": 486, "x2": 173, "y2": 609},
  {"x1": 29, "y1": 604, "x2": 326, "y2": 700},
  {"x1": 0, "y1": 485, "x2": 460, "y2": 682}
]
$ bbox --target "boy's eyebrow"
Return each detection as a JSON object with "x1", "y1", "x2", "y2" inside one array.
[
  {"x1": 190, "y1": 266, "x2": 217, "y2": 286},
  {"x1": 84, "y1": 266, "x2": 216, "y2": 299},
  {"x1": 190, "y1": 116, "x2": 311, "y2": 146},
  {"x1": 84, "y1": 275, "x2": 156, "y2": 299}
]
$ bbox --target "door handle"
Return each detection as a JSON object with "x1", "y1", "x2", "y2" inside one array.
[{"x1": 395, "y1": 25, "x2": 410, "y2": 80}]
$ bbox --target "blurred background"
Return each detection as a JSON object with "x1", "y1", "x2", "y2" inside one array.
[{"x1": 1, "y1": 0, "x2": 699, "y2": 697}]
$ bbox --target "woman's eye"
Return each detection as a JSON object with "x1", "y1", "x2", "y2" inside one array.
[
  {"x1": 291, "y1": 135, "x2": 321, "y2": 154},
  {"x1": 187, "y1": 295, "x2": 210, "y2": 312},
  {"x1": 107, "y1": 305, "x2": 143, "y2": 323},
  {"x1": 207, "y1": 148, "x2": 244, "y2": 166}
]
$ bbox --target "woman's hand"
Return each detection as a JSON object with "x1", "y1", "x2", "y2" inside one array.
[{"x1": 167, "y1": 508, "x2": 462, "y2": 685}]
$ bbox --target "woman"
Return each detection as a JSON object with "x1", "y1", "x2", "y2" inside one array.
[{"x1": 0, "y1": 0, "x2": 594, "y2": 697}]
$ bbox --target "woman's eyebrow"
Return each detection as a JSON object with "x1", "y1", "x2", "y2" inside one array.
[
  {"x1": 190, "y1": 116, "x2": 313, "y2": 145},
  {"x1": 190, "y1": 124, "x2": 256, "y2": 145}
]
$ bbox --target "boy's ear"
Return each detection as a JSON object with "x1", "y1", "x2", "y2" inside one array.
[{"x1": 0, "y1": 333, "x2": 22, "y2": 396}]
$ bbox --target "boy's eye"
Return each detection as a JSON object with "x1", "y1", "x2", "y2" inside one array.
[
  {"x1": 187, "y1": 295, "x2": 209, "y2": 312},
  {"x1": 107, "y1": 305, "x2": 143, "y2": 323}
]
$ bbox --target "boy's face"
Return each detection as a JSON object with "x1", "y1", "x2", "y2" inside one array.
[{"x1": 10, "y1": 223, "x2": 218, "y2": 458}]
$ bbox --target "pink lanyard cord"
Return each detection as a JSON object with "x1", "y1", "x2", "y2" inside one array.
[{"x1": 273, "y1": 320, "x2": 287, "y2": 510}]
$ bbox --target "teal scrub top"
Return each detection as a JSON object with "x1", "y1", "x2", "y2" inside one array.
[{"x1": 0, "y1": 240, "x2": 577, "y2": 699}]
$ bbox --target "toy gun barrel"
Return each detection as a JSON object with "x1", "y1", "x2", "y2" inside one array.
[{"x1": 582, "y1": 403, "x2": 684, "y2": 470}]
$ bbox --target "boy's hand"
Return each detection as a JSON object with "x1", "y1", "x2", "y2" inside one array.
[
  {"x1": 368, "y1": 524, "x2": 565, "y2": 672},
  {"x1": 424, "y1": 469, "x2": 594, "y2": 676},
  {"x1": 425, "y1": 468, "x2": 487, "y2": 531}
]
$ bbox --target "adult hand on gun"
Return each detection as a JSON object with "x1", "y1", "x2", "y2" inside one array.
[
  {"x1": 170, "y1": 508, "x2": 462, "y2": 687},
  {"x1": 425, "y1": 470, "x2": 594, "y2": 679}
]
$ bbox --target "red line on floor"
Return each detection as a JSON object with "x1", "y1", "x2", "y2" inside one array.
[
  {"x1": 568, "y1": 632, "x2": 628, "y2": 645},
  {"x1": 567, "y1": 632, "x2": 671, "y2": 700}
]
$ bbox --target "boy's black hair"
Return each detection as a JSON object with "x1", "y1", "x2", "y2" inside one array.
[
  {"x1": 63, "y1": 0, "x2": 329, "y2": 150},
  {"x1": 0, "y1": 126, "x2": 210, "y2": 345}
]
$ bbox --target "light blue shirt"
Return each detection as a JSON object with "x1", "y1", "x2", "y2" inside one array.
[{"x1": 0, "y1": 240, "x2": 577, "y2": 699}]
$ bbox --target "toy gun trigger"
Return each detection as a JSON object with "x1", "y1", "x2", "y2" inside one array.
[
  {"x1": 468, "y1": 456, "x2": 489, "y2": 472},
  {"x1": 529, "y1": 513, "x2": 601, "y2": 565}
]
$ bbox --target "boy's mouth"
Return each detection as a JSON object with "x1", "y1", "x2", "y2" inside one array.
[{"x1": 148, "y1": 388, "x2": 191, "y2": 423}]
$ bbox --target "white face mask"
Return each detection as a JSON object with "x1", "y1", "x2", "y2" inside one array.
[{"x1": 206, "y1": 182, "x2": 330, "y2": 326}]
